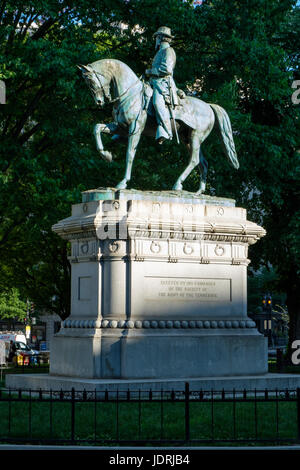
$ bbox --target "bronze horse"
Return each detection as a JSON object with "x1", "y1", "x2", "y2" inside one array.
[{"x1": 78, "y1": 59, "x2": 239, "y2": 193}]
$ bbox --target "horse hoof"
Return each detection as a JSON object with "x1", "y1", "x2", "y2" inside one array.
[
  {"x1": 196, "y1": 183, "x2": 206, "y2": 195},
  {"x1": 100, "y1": 150, "x2": 113, "y2": 163},
  {"x1": 172, "y1": 182, "x2": 183, "y2": 191},
  {"x1": 116, "y1": 179, "x2": 127, "y2": 190}
]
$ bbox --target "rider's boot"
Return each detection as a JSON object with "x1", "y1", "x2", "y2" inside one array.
[
  {"x1": 153, "y1": 91, "x2": 173, "y2": 144},
  {"x1": 156, "y1": 124, "x2": 172, "y2": 144}
]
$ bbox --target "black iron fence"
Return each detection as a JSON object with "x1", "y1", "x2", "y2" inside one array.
[{"x1": 0, "y1": 384, "x2": 300, "y2": 446}]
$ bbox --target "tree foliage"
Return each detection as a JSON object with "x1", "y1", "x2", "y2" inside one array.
[
  {"x1": 0, "y1": 288, "x2": 27, "y2": 320},
  {"x1": 0, "y1": 0, "x2": 299, "y2": 353}
]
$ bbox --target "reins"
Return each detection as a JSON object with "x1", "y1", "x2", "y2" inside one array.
[
  {"x1": 92, "y1": 69, "x2": 140, "y2": 105},
  {"x1": 89, "y1": 68, "x2": 146, "y2": 137}
]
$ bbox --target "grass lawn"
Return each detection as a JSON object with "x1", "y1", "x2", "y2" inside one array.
[
  {"x1": 0, "y1": 396, "x2": 298, "y2": 445},
  {"x1": 0, "y1": 362, "x2": 299, "y2": 446}
]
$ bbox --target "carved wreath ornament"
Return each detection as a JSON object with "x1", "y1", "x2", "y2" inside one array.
[
  {"x1": 150, "y1": 241, "x2": 161, "y2": 253},
  {"x1": 108, "y1": 241, "x2": 120, "y2": 253},
  {"x1": 183, "y1": 243, "x2": 193, "y2": 255},
  {"x1": 214, "y1": 244, "x2": 225, "y2": 256}
]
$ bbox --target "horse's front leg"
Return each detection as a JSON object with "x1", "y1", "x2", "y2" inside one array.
[
  {"x1": 94, "y1": 122, "x2": 118, "y2": 162},
  {"x1": 116, "y1": 124, "x2": 143, "y2": 190}
]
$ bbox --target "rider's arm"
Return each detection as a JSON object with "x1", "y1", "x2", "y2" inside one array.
[
  {"x1": 156, "y1": 48, "x2": 176, "y2": 77},
  {"x1": 146, "y1": 48, "x2": 176, "y2": 78}
]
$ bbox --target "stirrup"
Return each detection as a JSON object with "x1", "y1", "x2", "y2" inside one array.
[{"x1": 156, "y1": 134, "x2": 172, "y2": 145}]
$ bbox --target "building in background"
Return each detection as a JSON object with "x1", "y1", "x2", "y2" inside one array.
[{"x1": 36, "y1": 312, "x2": 61, "y2": 351}]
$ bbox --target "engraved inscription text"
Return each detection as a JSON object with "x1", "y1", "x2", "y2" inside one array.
[{"x1": 144, "y1": 277, "x2": 231, "y2": 302}]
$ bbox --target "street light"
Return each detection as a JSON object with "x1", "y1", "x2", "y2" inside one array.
[
  {"x1": 262, "y1": 294, "x2": 272, "y2": 345},
  {"x1": 262, "y1": 294, "x2": 272, "y2": 312}
]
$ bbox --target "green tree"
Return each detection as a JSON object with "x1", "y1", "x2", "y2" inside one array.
[
  {"x1": 0, "y1": 0, "x2": 299, "y2": 359},
  {"x1": 247, "y1": 267, "x2": 286, "y2": 314},
  {"x1": 0, "y1": 0, "x2": 199, "y2": 319},
  {"x1": 0, "y1": 288, "x2": 27, "y2": 320},
  {"x1": 188, "y1": 0, "x2": 300, "y2": 356}
]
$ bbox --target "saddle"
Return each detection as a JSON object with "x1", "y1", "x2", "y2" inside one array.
[
  {"x1": 142, "y1": 81, "x2": 185, "y2": 118},
  {"x1": 142, "y1": 81, "x2": 197, "y2": 131}
]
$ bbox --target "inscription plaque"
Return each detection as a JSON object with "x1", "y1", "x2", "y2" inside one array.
[{"x1": 144, "y1": 277, "x2": 231, "y2": 302}]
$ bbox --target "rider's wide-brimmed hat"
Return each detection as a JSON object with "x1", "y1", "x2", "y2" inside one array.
[{"x1": 153, "y1": 26, "x2": 174, "y2": 39}]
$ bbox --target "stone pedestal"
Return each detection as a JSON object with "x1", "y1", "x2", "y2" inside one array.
[{"x1": 48, "y1": 188, "x2": 267, "y2": 379}]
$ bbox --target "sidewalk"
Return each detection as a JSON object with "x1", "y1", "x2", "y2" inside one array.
[{"x1": 1, "y1": 444, "x2": 300, "y2": 450}]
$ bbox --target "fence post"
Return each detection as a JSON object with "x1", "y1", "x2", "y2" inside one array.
[
  {"x1": 276, "y1": 348, "x2": 283, "y2": 372},
  {"x1": 71, "y1": 387, "x2": 75, "y2": 443},
  {"x1": 185, "y1": 382, "x2": 190, "y2": 443},
  {"x1": 297, "y1": 388, "x2": 300, "y2": 443}
]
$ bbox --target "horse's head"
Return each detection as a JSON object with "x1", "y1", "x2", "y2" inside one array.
[{"x1": 77, "y1": 64, "x2": 111, "y2": 107}]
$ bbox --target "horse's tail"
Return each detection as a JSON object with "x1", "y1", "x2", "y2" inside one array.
[{"x1": 209, "y1": 104, "x2": 239, "y2": 170}]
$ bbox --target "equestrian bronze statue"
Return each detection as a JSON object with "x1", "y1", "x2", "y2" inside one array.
[{"x1": 78, "y1": 26, "x2": 239, "y2": 193}]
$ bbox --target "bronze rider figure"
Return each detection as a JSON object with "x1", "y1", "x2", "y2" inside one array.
[{"x1": 145, "y1": 26, "x2": 185, "y2": 144}]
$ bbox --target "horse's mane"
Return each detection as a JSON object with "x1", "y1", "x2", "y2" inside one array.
[{"x1": 89, "y1": 58, "x2": 138, "y2": 81}]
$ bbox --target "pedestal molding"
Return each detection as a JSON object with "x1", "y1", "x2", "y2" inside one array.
[{"x1": 62, "y1": 318, "x2": 256, "y2": 329}]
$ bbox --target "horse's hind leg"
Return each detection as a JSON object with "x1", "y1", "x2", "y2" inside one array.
[
  {"x1": 94, "y1": 122, "x2": 118, "y2": 162},
  {"x1": 197, "y1": 149, "x2": 208, "y2": 194},
  {"x1": 173, "y1": 131, "x2": 201, "y2": 191}
]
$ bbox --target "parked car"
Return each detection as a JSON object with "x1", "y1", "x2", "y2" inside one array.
[
  {"x1": 14, "y1": 341, "x2": 40, "y2": 357},
  {"x1": 13, "y1": 341, "x2": 40, "y2": 365}
]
